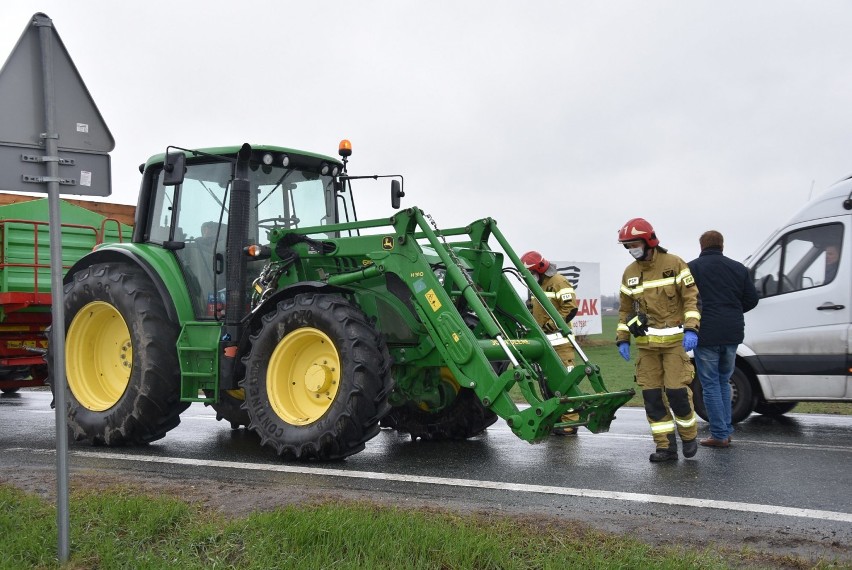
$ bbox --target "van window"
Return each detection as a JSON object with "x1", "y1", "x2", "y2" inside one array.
[{"x1": 752, "y1": 223, "x2": 843, "y2": 298}]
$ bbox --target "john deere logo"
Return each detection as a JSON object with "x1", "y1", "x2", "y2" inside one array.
[{"x1": 382, "y1": 236, "x2": 394, "y2": 250}]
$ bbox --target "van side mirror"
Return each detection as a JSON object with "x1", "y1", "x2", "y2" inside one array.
[
  {"x1": 391, "y1": 179, "x2": 405, "y2": 209},
  {"x1": 163, "y1": 152, "x2": 186, "y2": 186}
]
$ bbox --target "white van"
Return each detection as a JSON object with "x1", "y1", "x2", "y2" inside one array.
[{"x1": 693, "y1": 176, "x2": 851, "y2": 422}]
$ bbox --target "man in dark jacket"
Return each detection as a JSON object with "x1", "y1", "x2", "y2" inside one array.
[{"x1": 688, "y1": 231, "x2": 759, "y2": 448}]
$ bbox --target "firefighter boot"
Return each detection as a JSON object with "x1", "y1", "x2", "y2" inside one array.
[
  {"x1": 682, "y1": 438, "x2": 698, "y2": 458},
  {"x1": 649, "y1": 434, "x2": 678, "y2": 463}
]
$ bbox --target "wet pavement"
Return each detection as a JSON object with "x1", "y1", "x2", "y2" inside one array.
[{"x1": 2, "y1": 389, "x2": 851, "y2": 555}]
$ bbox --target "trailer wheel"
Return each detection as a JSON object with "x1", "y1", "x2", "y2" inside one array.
[
  {"x1": 690, "y1": 367, "x2": 755, "y2": 424},
  {"x1": 57, "y1": 263, "x2": 188, "y2": 445},
  {"x1": 240, "y1": 293, "x2": 392, "y2": 460},
  {"x1": 755, "y1": 400, "x2": 798, "y2": 417},
  {"x1": 381, "y1": 370, "x2": 497, "y2": 441}
]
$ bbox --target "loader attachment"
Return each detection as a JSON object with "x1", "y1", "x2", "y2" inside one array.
[{"x1": 289, "y1": 207, "x2": 634, "y2": 444}]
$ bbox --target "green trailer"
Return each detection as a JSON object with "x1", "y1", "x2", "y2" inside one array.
[
  {"x1": 51, "y1": 141, "x2": 634, "y2": 459},
  {"x1": 0, "y1": 196, "x2": 132, "y2": 393}
]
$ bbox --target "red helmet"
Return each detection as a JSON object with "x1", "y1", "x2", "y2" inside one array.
[
  {"x1": 618, "y1": 218, "x2": 659, "y2": 248},
  {"x1": 521, "y1": 250, "x2": 550, "y2": 274}
]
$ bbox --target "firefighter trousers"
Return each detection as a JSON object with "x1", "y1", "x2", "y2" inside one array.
[
  {"x1": 635, "y1": 345, "x2": 698, "y2": 449},
  {"x1": 556, "y1": 344, "x2": 580, "y2": 425}
]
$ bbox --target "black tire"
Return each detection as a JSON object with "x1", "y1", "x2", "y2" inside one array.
[
  {"x1": 755, "y1": 400, "x2": 798, "y2": 417},
  {"x1": 729, "y1": 367, "x2": 755, "y2": 423},
  {"x1": 381, "y1": 386, "x2": 497, "y2": 441},
  {"x1": 56, "y1": 262, "x2": 189, "y2": 445},
  {"x1": 690, "y1": 366, "x2": 755, "y2": 424},
  {"x1": 0, "y1": 387, "x2": 20, "y2": 394},
  {"x1": 205, "y1": 389, "x2": 250, "y2": 429},
  {"x1": 240, "y1": 293, "x2": 393, "y2": 460},
  {"x1": 690, "y1": 376, "x2": 708, "y2": 422}
]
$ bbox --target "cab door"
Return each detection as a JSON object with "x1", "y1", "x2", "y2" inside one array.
[{"x1": 745, "y1": 218, "x2": 851, "y2": 399}]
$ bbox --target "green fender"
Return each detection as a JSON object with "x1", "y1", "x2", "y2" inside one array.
[{"x1": 63, "y1": 243, "x2": 196, "y2": 324}]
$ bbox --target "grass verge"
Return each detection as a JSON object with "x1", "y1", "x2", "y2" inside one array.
[{"x1": 0, "y1": 484, "x2": 829, "y2": 570}]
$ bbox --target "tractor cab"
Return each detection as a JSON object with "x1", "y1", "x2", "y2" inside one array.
[{"x1": 139, "y1": 144, "x2": 351, "y2": 320}]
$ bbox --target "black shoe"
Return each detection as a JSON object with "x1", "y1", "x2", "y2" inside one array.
[
  {"x1": 682, "y1": 438, "x2": 698, "y2": 458},
  {"x1": 649, "y1": 448, "x2": 678, "y2": 462}
]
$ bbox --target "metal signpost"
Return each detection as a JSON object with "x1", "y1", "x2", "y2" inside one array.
[{"x1": 0, "y1": 13, "x2": 114, "y2": 562}]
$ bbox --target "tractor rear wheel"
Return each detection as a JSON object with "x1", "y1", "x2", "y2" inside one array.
[
  {"x1": 381, "y1": 371, "x2": 497, "y2": 441},
  {"x1": 57, "y1": 263, "x2": 188, "y2": 445},
  {"x1": 240, "y1": 293, "x2": 392, "y2": 460}
]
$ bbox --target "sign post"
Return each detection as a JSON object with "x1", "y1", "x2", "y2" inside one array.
[{"x1": 0, "y1": 13, "x2": 114, "y2": 563}]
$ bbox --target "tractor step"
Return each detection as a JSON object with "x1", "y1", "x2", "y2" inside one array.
[{"x1": 177, "y1": 322, "x2": 222, "y2": 402}]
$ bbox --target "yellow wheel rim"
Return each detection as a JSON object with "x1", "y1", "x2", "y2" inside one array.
[
  {"x1": 66, "y1": 301, "x2": 132, "y2": 412},
  {"x1": 268, "y1": 327, "x2": 340, "y2": 425}
]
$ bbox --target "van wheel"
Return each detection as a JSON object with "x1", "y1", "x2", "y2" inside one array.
[
  {"x1": 755, "y1": 400, "x2": 798, "y2": 416},
  {"x1": 690, "y1": 377, "x2": 708, "y2": 422},
  {"x1": 729, "y1": 367, "x2": 755, "y2": 423},
  {"x1": 690, "y1": 367, "x2": 755, "y2": 424}
]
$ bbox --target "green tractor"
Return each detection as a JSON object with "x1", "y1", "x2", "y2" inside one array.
[{"x1": 52, "y1": 141, "x2": 634, "y2": 460}]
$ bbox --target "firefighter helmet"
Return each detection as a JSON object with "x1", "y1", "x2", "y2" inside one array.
[
  {"x1": 618, "y1": 218, "x2": 659, "y2": 248},
  {"x1": 521, "y1": 250, "x2": 550, "y2": 274}
]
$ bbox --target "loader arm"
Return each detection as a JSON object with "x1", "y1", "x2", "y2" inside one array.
[{"x1": 273, "y1": 207, "x2": 634, "y2": 443}]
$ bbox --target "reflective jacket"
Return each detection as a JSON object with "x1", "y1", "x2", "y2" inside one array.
[
  {"x1": 617, "y1": 248, "x2": 701, "y2": 348},
  {"x1": 532, "y1": 272, "x2": 578, "y2": 332}
]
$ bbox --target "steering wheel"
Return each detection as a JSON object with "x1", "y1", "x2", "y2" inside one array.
[
  {"x1": 257, "y1": 216, "x2": 299, "y2": 230},
  {"x1": 257, "y1": 217, "x2": 283, "y2": 230}
]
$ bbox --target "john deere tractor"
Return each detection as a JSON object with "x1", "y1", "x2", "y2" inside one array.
[{"x1": 52, "y1": 140, "x2": 633, "y2": 460}]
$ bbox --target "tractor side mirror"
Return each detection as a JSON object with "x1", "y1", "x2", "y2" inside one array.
[
  {"x1": 391, "y1": 179, "x2": 405, "y2": 209},
  {"x1": 163, "y1": 152, "x2": 186, "y2": 186}
]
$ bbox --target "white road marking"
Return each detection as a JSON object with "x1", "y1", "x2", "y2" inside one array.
[{"x1": 10, "y1": 448, "x2": 844, "y2": 524}]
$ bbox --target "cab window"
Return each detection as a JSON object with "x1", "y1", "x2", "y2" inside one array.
[{"x1": 752, "y1": 223, "x2": 843, "y2": 297}]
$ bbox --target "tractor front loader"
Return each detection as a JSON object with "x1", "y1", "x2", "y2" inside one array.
[{"x1": 51, "y1": 141, "x2": 633, "y2": 460}]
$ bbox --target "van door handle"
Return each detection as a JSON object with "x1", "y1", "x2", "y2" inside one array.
[{"x1": 817, "y1": 302, "x2": 845, "y2": 311}]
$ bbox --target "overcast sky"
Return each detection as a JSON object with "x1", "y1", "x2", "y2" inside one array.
[{"x1": 2, "y1": 1, "x2": 851, "y2": 295}]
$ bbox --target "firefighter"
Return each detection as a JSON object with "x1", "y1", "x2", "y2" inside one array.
[
  {"x1": 615, "y1": 218, "x2": 701, "y2": 462},
  {"x1": 521, "y1": 250, "x2": 580, "y2": 435}
]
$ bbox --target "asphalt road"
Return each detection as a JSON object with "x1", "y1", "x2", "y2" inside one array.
[{"x1": 2, "y1": 390, "x2": 850, "y2": 562}]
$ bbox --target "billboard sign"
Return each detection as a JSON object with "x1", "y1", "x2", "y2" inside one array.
[{"x1": 553, "y1": 260, "x2": 602, "y2": 335}]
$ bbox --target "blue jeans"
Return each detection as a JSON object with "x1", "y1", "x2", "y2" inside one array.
[{"x1": 694, "y1": 345, "x2": 737, "y2": 440}]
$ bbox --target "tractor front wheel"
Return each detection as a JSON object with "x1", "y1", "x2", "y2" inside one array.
[
  {"x1": 57, "y1": 263, "x2": 188, "y2": 445},
  {"x1": 206, "y1": 389, "x2": 250, "y2": 429},
  {"x1": 240, "y1": 293, "x2": 392, "y2": 460}
]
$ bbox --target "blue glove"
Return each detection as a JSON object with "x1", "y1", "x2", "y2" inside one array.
[
  {"x1": 683, "y1": 330, "x2": 698, "y2": 352},
  {"x1": 617, "y1": 342, "x2": 630, "y2": 361}
]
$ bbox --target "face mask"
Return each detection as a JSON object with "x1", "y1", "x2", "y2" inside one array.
[{"x1": 628, "y1": 245, "x2": 646, "y2": 260}]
